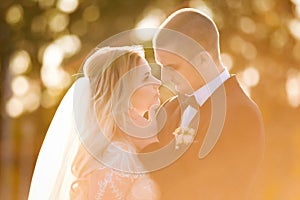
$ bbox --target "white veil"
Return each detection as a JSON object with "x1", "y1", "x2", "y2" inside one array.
[
  {"x1": 28, "y1": 45, "x2": 151, "y2": 200},
  {"x1": 28, "y1": 77, "x2": 83, "y2": 199}
]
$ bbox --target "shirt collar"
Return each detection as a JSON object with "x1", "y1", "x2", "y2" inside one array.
[{"x1": 186, "y1": 69, "x2": 230, "y2": 106}]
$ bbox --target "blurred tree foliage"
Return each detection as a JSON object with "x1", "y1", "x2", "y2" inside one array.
[{"x1": 1, "y1": 0, "x2": 300, "y2": 199}]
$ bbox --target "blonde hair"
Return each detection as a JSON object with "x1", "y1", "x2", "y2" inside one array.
[
  {"x1": 84, "y1": 46, "x2": 144, "y2": 139},
  {"x1": 153, "y1": 8, "x2": 221, "y2": 64},
  {"x1": 70, "y1": 46, "x2": 144, "y2": 199}
]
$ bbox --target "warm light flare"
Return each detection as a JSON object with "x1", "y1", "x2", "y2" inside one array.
[
  {"x1": 83, "y1": 5, "x2": 100, "y2": 22},
  {"x1": 242, "y1": 67, "x2": 260, "y2": 87},
  {"x1": 241, "y1": 42, "x2": 257, "y2": 60},
  {"x1": 38, "y1": 0, "x2": 55, "y2": 9},
  {"x1": 253, "y1": 0, "x2": 274, "y2": 12},
  {"x1": 23, "y1": 92, "x2": 41, "y2": 112},
  {"x1": 57, "y1": 0, "x2": 79, "y2": 14},
  {"x1": 291, "y1": 0, "x2": 300, "y2": 6},
  {"x1": 295, "y1": 5, "x2": 300, "y2": 18},
  {"x1": 220, "y1": 53, "x2": 233, "y2": 71},
  {"x1": 48, "y1": 13, "x2": 69, "y2": 33},
  {"x1": 189, "y1": 0, "x2": 213, "y2": 18},
  {"x1": 236, "y1": 74, "x2": 251, "y2": 97},
  {"x1": 286, "y1": 72, "x2": 300, "y2": 107},
  {"x1": 288, "y1": 19, "x2": 300, "y2": 40},
  {"x1": 134, "y1": 9, "x2": 165, "y2": 41},
  {"x1": 43, "y1": 44, "x2": 64, "y2": 68},
  {"x1": 230, "y1": 36, "x2": 257, "y2": 60},
  {"x1": 270, "y1": 29, "x2": 289, "y2": 49},
  {"x1": 230, "y1": 35, "x2": 245, "y2": 53},
  {"x1": 41, "y1": 89, "x2": 62, "y2": 108},
  {"x1": 237, "y1": 67, "x2": 260, "y2": 97},
  {"x1": 9, "y1": 50, "x2": 31, "y2": 75},
  {"x1": 54, "y1": 35, "x2": 81, "y2": 58},
  {"x1": 5, "y1": 4, "x2": 23, "y2": 25},
  {"x1": 41, "y1": 67, "x2": 71, "y2": 89},
  {"x1": 11, "y1": 76, "x2": 30, "y2": 96},
  {"x1": 6, "y1": 97, "x2": 24, "y2": 118},
  {"x1": 239, "y1": 17, "x2": 256, "y2": 34}
]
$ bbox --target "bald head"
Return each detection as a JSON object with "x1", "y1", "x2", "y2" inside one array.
[{"x1": 154, "y1": 8, "x2": 221, "y2": 65}]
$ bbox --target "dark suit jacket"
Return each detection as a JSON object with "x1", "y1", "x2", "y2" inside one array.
[{"x1": 142, "y1": 76, "x2": 265, "y2": 199}]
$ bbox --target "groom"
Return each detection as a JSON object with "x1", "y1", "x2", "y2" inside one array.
[{"x1": 148, "y1": 8, "x2": 265, "y2": 199}]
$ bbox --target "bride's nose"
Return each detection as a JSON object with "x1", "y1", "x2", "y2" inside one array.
[{"x1": 153, "y1": 84, "x2": 160, "y2": 90}]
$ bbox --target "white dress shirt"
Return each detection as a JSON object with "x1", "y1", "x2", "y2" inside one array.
[{"x1": 187, "y1": 69, "x2": 230, "y2": 106}]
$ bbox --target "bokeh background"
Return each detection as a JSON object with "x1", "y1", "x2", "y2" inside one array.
[{"x1": 1, "y1": 0, "x2": 300, "y2": 199}]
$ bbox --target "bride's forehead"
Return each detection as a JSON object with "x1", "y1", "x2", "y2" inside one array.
[
  {"x1": 122, "y1": 64, "x2": 150, "y2": 77},
  {"x1": 137, "y1": 57, "x2": 148, "y2": 65}
]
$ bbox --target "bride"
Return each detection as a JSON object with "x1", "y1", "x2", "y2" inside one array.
[{"x1": 28, "y1": 46, "x2": 161, "y2": 199}]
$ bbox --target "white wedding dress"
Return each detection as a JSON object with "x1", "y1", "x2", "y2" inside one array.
[
  {"x1": 28, "y1": 78, "x2": 160, "y2": 200},
  {"x1": 83, "y1": 141, "x2": 160, "y2": 200}
]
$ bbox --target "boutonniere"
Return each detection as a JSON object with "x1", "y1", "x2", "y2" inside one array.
[
  {"x1": 173, "y1": 127, "x2": 196, "y2": 149},
  {"x1": 173, "y1": 105, "x2": 198, "y2": 149}
]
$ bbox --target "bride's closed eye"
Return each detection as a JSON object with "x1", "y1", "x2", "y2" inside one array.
[{"x1": 143, "y1": 72, "x2": 150, "y2": 80}]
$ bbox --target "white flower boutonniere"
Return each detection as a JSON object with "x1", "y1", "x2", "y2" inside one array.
[
  {"x1": 173, "y1": 105, "x2": 198, "y2": 149},
  {"x1": 173, "y1": 127, "x2": 196, "y2": 149}
]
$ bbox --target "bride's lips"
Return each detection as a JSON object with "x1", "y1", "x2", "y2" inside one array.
[{"x1": 155, "y1": 90, "x2": 160, "y2": 98}]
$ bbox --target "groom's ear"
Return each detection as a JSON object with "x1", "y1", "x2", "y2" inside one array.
[{"x1": 192, "y1": 51, "x2": 212, "y2": 67}]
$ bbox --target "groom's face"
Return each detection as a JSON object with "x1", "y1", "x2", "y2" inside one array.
[{"x1": 155, "y1": 49, "x2": 202, "y2": 94}]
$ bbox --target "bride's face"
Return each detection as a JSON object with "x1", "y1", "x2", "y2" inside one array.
[{"x1": 130, "y1": 58, "x2": 161, "y2": 114}]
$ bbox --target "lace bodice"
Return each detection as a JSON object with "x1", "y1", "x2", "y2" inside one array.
[{"x1": 86, "y1": 141, "x2": 160, "y2": 200}]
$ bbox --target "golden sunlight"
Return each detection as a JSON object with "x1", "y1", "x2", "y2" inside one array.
[
  {"x1": 239, "y1": 17, "x2": 256, "y2": 34},
  {"x1": 189, "y1": 0, "x2": 213, "y2": 18},
  {"x1": 54, "y1": 35, "x2": 81, "y2": 58},
  {"x1": 241, "y1": 42, "x2": 257, "y2": 60},
  {"x1": 288, "y1": 19, "x2": 300, "y2": 40},
  {"x1": 296, "y1": 6, "x2": 300, "y2": 18},
  {"x1": 41, "y1": 67, "x2": 70, "y2": 89},
  {"x1": 253, "y1": 0, "x2": 274, "y2": 13},
  {"x1": 134, "y1": 9, "x2": 164, "y2": 41},
  {"x1": 291, "y1": 0, "x2": 300, "y2": 6},
  {"x1": 41, "y1": 88, "x2": 62, "y2": 108},
  {"x1": 11, "y1": 76, "x2": 30, "y2": 97},
  {"x1": 270, "y1": 29, "x2": 289, "y2": 49},
  {"x1": 82, "y1": 5, "x2": 100, "y2": 22},
  {"x1": 286, "y1": 72, "x2": 300, "y2": 107},
  {"x1": 220, "y1": 53, "x2": 233, "y2": 71},
  {"x1": 9, "y1": 50, "x2": 31, "y2": 75},
  {"x1": 57, "y1": 0, "x2": 79, "y2": 14},
  {"x1": 5, "y1": 4, "x2": 23, "y2": 25},
  {"x1": 229, "y1": 35, "x2": 245, "y2": 54},
  {"x1": 43, "y1": 44, "x2": 64, "y2": 68},
  {"x1": 6, "y1": 97, "x2": 24, "y2": 118},
  {"x1": 31, "y1": 15, "x2": 47, "y2": 34},
  {"x1": 242, "y1": 67, "x2": 260, "y2": 87},
  {"x1": 38, "y1": 0, "x2": 55, "y2": 9},
  {"x1": 48, "y1": 13, "x2": 69, "y2": 33},
  {"x1": 23, "y1": 91, "x2": 41, "y2": 112}
]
